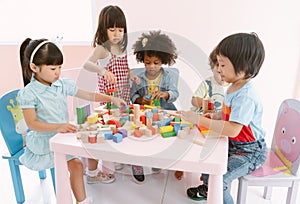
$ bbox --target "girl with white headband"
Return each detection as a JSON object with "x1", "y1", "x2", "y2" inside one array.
[{"x1": 19, "y1": 38, "x2": 126, "y2": 204}]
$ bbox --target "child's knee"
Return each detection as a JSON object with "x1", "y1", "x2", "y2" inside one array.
[{"x1": 68, "y1": 158, "x2": 84, "y2": 172}]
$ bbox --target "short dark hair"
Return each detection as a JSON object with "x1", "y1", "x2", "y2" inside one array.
[
  {"x1": 216, "y1": 32, "x2": 265, "y2": 79},
  {"x1": 132, "y1": 30, "x2": 177, "y2": 66}
]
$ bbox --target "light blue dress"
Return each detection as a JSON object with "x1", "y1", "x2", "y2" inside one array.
[{"x1": 18, "y1": 77, "x2": 78, "y2": 171}]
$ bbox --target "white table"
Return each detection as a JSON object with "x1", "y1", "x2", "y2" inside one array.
[{"x1": 50, "y1": 128, "x2": 228, "y2": 204}]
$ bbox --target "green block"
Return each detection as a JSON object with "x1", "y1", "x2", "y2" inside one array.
[
  {"x1": 107, "y1": 102, "x2": 111, "y2": 109},
  {"x1": 76, "y1": 107, "x2": 86, "y2": 124},
  {"x1": 174, "y1": 117, "x2": 181, "y2": 122},
  {"x1": 154, "y1": 99, "x2": 160, "y2": 107},
  {"x1": 111, "y1": 104, "x2": 118, "y2": 109},
  {"x1": 126, "y1": 108, "x2": 132, "y2": 114},
  {"x1": 161, "y1": 131, "x2": 176, "y2": 138}
]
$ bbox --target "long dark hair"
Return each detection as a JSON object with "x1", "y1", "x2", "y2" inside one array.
[
  {"x1": 19, "y1": 38, "x2": 63, "y2": 86},
  {"x1": 93, "y1": 5, "x2": 127, "y2": 52}
]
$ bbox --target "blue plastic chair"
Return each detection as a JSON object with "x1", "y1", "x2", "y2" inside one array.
[{"x1": 0, "y1": 89, "x2": 55, "y2": 203}]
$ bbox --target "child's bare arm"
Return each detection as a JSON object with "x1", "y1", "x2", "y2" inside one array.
[
  {"x1": 130, "y1": 74, "x2": 140, "y2": 85},
  {"x1": 83, "y1": 45, "x2": 116, "y2": 84},
  {"x1": 182, "y1": 110, "x2": 243, "y2": 137},
  {"x1": 203, "y1": 111, "x2": 222, "y2": 120},
  {"x1": 191, "y1": 96, "x2": 203, "y2": 108},
  {"x1": 128, "y1": 69, "x2": 140, "y2": 85},
  {"x1": 75, "y1": 89, "x2": 126, "y2": 107},
  {"x1": 22, "y1": 108, "x2": 77, "y2": 133}
]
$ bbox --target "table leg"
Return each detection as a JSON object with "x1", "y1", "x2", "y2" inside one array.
[
  {"x1": 54, "y1": 152, "x2": 73, "y2": 204},
  {"x1": 207, "y1": 174, "x2": 223, "y2": 204}
]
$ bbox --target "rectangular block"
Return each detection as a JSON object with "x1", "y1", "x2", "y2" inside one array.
[
  {"x1": 161, "y1": 131, "x2": 176, "y2": 138},
  {"x1": 113, "y1": 133, "x2": 123, "y2": 143}
]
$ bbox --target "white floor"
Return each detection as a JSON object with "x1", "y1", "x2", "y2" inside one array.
[{"x1": 1, "y1": 135, "x2": 299, "y2": 204}]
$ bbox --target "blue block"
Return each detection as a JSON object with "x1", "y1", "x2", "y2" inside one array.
[
  {"x1": 180, "y1": 124, "x2": 189, "y2": 129},
  {"x1": 156, "y1": 121, "x2": 164, "y2": 128},
  {"x1": 113, "y1": 133, "x2": 123, "y2": 143},
  {"x1": 174, "y1": 123, "x2": 181, "y2": 135},
  {"x1": 145, "y1": 94, "x2": 152, "y2": 100},
  {"x1": 152, "y1": 108, "x2": 159, "y2": 113},
  {"x1": 145, "y1": 111, "x2": 153, "y2": 118},
  {"x1": 120, "y1": 116, "x2": 130, "y2": 121},
  {"x1": 102, "y1": 131, "x2": 113, "y2": 140},
  {"x1": 163, "y1": 118, "x2": 172, "y2": 126}
]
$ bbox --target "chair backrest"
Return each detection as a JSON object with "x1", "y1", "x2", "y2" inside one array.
[
  {"x1": 271, "y1": 99, "x2": 300, "y2": 175},
  {"x1": 0, "y1": 89, "x2": 27, "y2": 156}
]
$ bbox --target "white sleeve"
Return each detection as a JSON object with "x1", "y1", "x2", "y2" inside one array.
[{"x1": 193, "y1": 80, "x2": 208, "y2": 98}]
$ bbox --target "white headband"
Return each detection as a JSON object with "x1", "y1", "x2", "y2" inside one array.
[{"x1": 29, "y1": 40, "x2": 51, "y2": 64}]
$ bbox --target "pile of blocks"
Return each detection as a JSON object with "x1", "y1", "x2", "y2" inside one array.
[{"x1": 76, "y1": 102, "x2": 194, "y2": 144}]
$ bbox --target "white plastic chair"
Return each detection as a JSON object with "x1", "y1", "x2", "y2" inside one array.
[{"x1": 237, "y1": 99, "x2": 300, "y2": 204}]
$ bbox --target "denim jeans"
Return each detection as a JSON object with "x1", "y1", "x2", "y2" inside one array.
[{"x1": 202, "y1": 139, "x2": 267, "y2": 204}]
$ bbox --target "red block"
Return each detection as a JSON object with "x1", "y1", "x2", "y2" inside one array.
[
  {"x1": 108, "y1": 120, "x2": 116, "y2": 125},
  {"x1": 140, "y1": 115, "x2": 146, "y2": 125},
  {"x1": 208, "y1": 101, "x2": 214, "y2": 110},
  {"x1": 115, "y1": 120, "x2": 122, "y2": 128}
]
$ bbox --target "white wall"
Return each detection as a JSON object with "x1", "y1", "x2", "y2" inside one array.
[{"x1": 0, "y1": 0, "x2": 93, "y2": 43}]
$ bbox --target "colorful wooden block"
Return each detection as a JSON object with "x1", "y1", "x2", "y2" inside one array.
[
  {"x1": 133, "y1": 128, "x2": 142, "y2": 138},
  {"x1": 161, "y1": 131, "x2": 176, "y2": 138},
  {"x1": 160, "y1": 125, "x2": 174, "y2": 134},
  {"x1": 97, "y1": 133, "x2": 105, "y2": 143},
  {"x1": 117, "y1": 129, "x2": 128, "y2": 138},
  {"x1": 102, "y1": 131, "x2": 113, "y2": 140},
  {"x1": 113, "y1": 133, "x2": 123, "y2": 143}
]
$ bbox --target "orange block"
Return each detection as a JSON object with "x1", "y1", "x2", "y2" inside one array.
[
  {"x1": 197, "y1": 124, "x2": 212, "y2": 136},
  {"x1": 197, "y1": 124, "x2": 209, "y2": 132},
  {"x1": 153, "y1": 113, "x2": 159, "y2": 121},
  {"x1": 147, "y1": 126, "x2": 156, "y2": 135},
  {"x1": 133, "y1": 129, "x2": 142, "y2": 138},
  {"x1": 115, "y1": 120, "x2": 122, "y2": 128}
]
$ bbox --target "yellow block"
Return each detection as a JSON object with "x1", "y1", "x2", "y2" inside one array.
[
  {"x1": 160, "y1": 125, "x2": 174, "y2": 134},
  {"x1": 144, "y1": 104, "x2": 156, "y2": 109},
  {"x1": 180, "y1": 121, "x2": 194, "y2": 128},
  {"x1": 130, "y1": 123, "x2": 137, "y2": 130},
  {"x1": 87, "y1": 113, "x2": 98, "y2": 124}
]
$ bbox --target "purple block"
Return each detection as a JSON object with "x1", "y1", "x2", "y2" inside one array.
[
  {"x1": 84, "y1": 104, "x2": 91, "y2": 117},
  {"x1": 118, "y1": 129, "x2": 128, "y2": 138}
]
